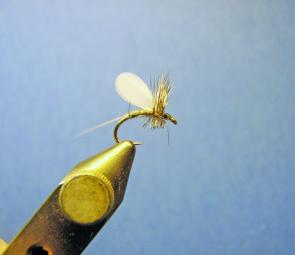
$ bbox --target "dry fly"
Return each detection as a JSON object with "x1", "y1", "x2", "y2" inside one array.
[{"x1": 78, "y1": 72, "x2": 177, "y2": 143}]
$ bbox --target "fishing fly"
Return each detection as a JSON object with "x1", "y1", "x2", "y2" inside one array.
[{"x1": 79, "y1": 72, "x2": 177, "y2": 143}]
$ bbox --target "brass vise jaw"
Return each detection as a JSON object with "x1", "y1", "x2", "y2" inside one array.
[{"x1": 0, "y1": 141, "x2": 136, "y2": 255}]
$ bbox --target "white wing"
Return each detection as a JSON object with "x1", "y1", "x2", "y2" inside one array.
[
  {"x1": 76, "y1": 115, "x2": 124, "y2": 138},
  {"x1": 116, "y1": 72, "x2": 153, "y2": 109}
]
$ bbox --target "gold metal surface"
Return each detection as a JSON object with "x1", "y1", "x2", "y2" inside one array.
[
  {"x1": 0, "y1": 239, "x2": 7, "y2": 254},
  {"x1": 1, "y1": 140, "x2": 135, "y2": 255},
  {"x1": 60, "y1": 173, "x2": 115, "y2": 224}
]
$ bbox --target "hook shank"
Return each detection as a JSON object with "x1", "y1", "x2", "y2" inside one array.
[{"x1": 113, "y1": 110, "x2": 154, "y2": 143}]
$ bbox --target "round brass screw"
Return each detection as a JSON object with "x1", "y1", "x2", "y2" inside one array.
[{"x1": 59, "y1": 173, "x2": 114, "y2": 224}]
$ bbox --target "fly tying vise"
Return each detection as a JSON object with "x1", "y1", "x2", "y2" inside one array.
[{"x1": 79, "y1": 72, "x2": 177, "y2": 143}]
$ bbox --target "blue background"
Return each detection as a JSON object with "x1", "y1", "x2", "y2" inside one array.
[{"x1": 0, "y1": 1, "x2": 294, "y2": 254}]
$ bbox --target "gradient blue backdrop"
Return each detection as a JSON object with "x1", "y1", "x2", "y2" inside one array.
[{"x1": 0, "y1": 1, "x2": 294, "y2": 254}]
